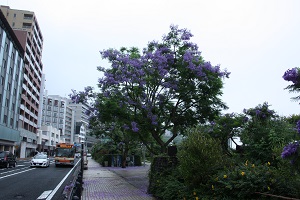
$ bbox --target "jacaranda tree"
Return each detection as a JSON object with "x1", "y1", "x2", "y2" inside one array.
[
  {"x1": 71, "y1": 25, "x2": 230, "y2": 155},
  {"x1": 94, "y1": 25, "x2": 230, "y2": 154}
]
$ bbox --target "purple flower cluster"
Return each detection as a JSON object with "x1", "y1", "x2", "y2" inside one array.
[
  {"x1": 98, "y1": 25, "x2": 230, "y2": 95},
  {"x1": 297, "y1": 120, "x2": 300, "y2": 134},
  {"x1": 63, "y1": 183, "x2": 75, "y2": 196},
  {"x1": 281, "y1": 141, "x2": 299, "y2": 159},
  {"x1": 243, "y1": 102, "x2": 276, "y2": 120},
  {"x1": 131, "y1": 121, "x2": 139, "y2": 132},
  {"x1": 122, "y1": 124, "x2": 130, "y2": 130},
  {"x1": 69, "y1": 86, "x2": 95, "y2": 104},
  {"x1": 282, "y1": 68, "x2": 299, "y2": 84}
]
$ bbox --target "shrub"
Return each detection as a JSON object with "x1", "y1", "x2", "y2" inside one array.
[
  {"x1": 148, "y1": 155, "x2": 179, "y2": 195},
  {"x1": 272, "y1": 163, "x2": 300, "y2": 198},
  {"x1": 177, "y1": 127, "x2": 228, "y2": 187},
  {"x1": 152, "y1": 167, "x2": 190, "y2": 200},
  {"x1": 208, "y1": 159, "x2": 300, "y2": 199}
]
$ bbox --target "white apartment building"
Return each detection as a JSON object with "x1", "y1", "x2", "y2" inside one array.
[
  {"x1": 64, "y1": 105, "x2": 75, "y2": 144},
  {"x1": 39, "y1": 94, "x2": 75, "y2": 154},
  {"x1": 37, "y1": 125, "x2": 60, "y2": 155},
  {"x1": 67, "y1": 101, "x2": 90, "y2": 144}
]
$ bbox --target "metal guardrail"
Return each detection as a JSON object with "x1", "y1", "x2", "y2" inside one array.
[{"x1": 63, "y1": 143, "x2": 85, "y2": 200}]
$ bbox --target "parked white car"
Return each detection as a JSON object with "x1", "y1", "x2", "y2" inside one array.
[{"x1": 30, "y1": 153, "x2": 50, "y2": 168}]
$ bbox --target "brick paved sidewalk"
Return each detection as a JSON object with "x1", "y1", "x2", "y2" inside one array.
[{"x1": 82, "y1": 158, "x2": 156, "y2": 200}]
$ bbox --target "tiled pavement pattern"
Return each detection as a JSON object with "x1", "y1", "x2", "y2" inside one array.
[{"x1": 82, "y1": 158, "x2": 156, "y2": 200}]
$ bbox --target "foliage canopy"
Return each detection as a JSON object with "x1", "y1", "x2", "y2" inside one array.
[{"x1": 92, "y1": 25, "x2": 230, "y2": 154}]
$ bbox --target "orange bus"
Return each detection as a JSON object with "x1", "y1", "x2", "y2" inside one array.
[{"x1": 54, "y1": 143, "x2": 76, "y2": 167}]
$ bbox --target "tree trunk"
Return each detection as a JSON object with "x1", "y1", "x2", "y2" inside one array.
[
  {"x1": 159, "y1": 145, "x2": 164, "y2": 154},
  {"x1": 121, "y1": 143, "x2": 129, "y2": 168}
]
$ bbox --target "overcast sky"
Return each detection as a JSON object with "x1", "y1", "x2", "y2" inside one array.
[{"x1": 1, "y1": 0, "x2": 300, "y2": 116}]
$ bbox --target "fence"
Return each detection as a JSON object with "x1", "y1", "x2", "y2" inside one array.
[{"x1": 63, "y1": 144, "x2": 85, "y2": 200}]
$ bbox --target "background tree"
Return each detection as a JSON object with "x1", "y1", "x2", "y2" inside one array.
[
  {"x1": 239, "y1": 102, "x2": 295, "y2": 163},
  {"x1": 207, "y1": 112, "x2": 246, "y2": 156},
  {"x1": 285, "y1": 114, "x2": 300, "y2": 125},
  {"x1": 94, "y1": 25, "x2": 230, "y2": 154}
]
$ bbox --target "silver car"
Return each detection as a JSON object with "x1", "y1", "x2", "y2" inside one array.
[{"x1": 30, "y1": 153, "x2": 50, "y2": 168}]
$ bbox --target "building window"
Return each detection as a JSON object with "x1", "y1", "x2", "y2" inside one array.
[
  {"x1": 17, "y1": 57, "x2": 20, "y2": 66},
  {"x1": 22, "y1": 22, "x2": 32, "y2": 29},
  {"x1": 13, "y1": 13, "x2": 16, "y2": 18},
  {"x1": 3, "y1": 115, "x2": 7, "y2": 124},
  {"x1": 24, "y1": 14, "x2": 33, "y2": 20},
  {"x1": 5, "y1": 42, "x2": 8, "y2": 52},
  {"x1": 2, "y1": 60, "x2": 6, "y2": 71},
  {"x1": 12, "y1": 22, "x2": 15, "y2": 27}
]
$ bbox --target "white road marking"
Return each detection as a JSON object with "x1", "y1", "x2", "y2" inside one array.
[
  {"x1": 0, "y1": 167, "x2": 29, "y2": 175},
  {"x1": 0, "y1": 168, "x2": 35, "y2": 179},
  {"x1": 46, "y1": 159, "x2": 81, "y2": 200},
  {"x1": 37, "y1": 190, "x2": 52, "y2": 199}
]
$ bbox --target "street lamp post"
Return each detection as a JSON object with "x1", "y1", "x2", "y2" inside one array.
[{"x1": 141, "y1": 143, "x2": 146, "y2": 167}]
